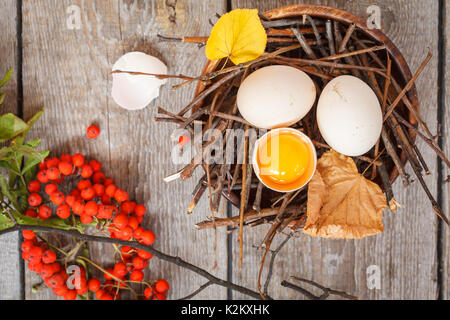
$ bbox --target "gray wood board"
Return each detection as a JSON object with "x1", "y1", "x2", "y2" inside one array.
[{"x1": 21, "y1": 0, "x2": 228, "y2": 299}]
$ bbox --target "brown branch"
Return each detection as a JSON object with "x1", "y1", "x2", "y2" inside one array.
[
  {"x1": 0, "y1": 224, "x2": 263, "y2": 300},
  {"x1": 319, "y1": 45, "x2": 386, "y2": 61},
  {"x1": 287, "y1": 277, "x2": 358, "y2": 300},
  {"x1": 178, "y1": 281, "x2": 213, "y2": 300}
]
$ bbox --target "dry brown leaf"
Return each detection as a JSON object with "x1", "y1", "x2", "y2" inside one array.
[{"x1": 303, "y1": 150, "x2": 387, "y2": 239}]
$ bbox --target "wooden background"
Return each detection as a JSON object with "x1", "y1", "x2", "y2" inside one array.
[{"x1": 0, "y1": 0, "x2": 448, "y2": 300}]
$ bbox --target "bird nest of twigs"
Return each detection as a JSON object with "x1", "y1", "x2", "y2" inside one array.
[{"x1": 155, "y1": 5, "x2": 448, "y2": 253}]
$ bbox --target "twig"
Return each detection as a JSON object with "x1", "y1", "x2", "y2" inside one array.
[
  {"x1": 319, "y1": 45, "x2": 386, "y2": 61},
  {"x1": 394, "y1": 111, "x2": 450, "y2": 167},
  {"x1": 325, "y1": 20, "x2": 336, "y2": 56},
  {"x1": 289, "y1": 277, "x2": 358, "y2": 300},
  {"x1": 338, "y1": 23, "x2": 356, "y2": 53},
  {"x1": 381, "y1": 127, "x2": 410, "y2": 186},
  {"x1": 384, "y1": 50, "x2": 432, "y2": 121},
  {"x1": 178, "y1": 281, "x2": 213, "y2": 300},
  {"x1": 238, "y1": 125, "x2": 250, "y2": 269},
  {"x1": 252, "y1": 182, "x2": 263, "y2": 212}
]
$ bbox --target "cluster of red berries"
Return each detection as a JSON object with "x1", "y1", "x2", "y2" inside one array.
[
  {"x1": 21, "y1": 230, "x2": 88, "y2": 300},
  {"x1": 21, "y1": 153, "x2": 169, "y2": 300}
]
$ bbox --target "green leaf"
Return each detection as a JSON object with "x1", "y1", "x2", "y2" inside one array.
[
  {"x1": 13, "y1": 213, "x2": 74, "y2": 231},
  {"x1": 0, "y1": 146, "x2": 12, "y2": 160},
  {"x1": 25, "y1": 139, "x2": 41, "y2": 148},
  {"x1": 22, "y1": 150, "x2": 49, "y2": 175},
  {"x1": 13, "y1": 109, "x2": 44, "y2": 147},
  {"x1": 0, "y1": 113, "x2": 29, "y2": 143},
  {"x1": 0, "y1": 69, "x2": 12, "y2": 89},
  {"x1": 0, "y1": 174, "x2": 18, "y2": 210},
  {"x1": 0, "y1": 214, "x2": 14, "y2": 231},
  {"x1": 16, "y1": 145, "x2": 46, "y2": 162},
  {"x1": 0, "y1": 92, "x2": 5, "y2": 105}
]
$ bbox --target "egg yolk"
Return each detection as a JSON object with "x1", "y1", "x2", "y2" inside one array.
[{"x1": 257, "y1": 132, "x2": 310, "y2": 185}]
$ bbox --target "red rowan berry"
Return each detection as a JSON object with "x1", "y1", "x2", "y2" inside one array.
[
  {"x1": 28, "y1": 193, "x2": 42, "y2": 207},
  {"x1": 140, "y1": 230, "x2": 155, "y2": 246},
  {"x1": 80, "y1": 214, "x2": 93, "y2": 225},
  {"x1": 47, "y1": 167, "x2": 60, "y2": 180},
  {"x1": 113, "y1": 214, "x2": 128, "y2": 230},
  {"x1": 25, "y1": 208, "x2": 38, "y2": 218},
  {"x1": 135, "y1": 204, "x2": 146, "y2": 217},
  {"x1": 95, "y1": 289, "x2": 106, "y2": 299},
  {"x1": 42, "y1": 249, "x2": 57, "y2": 264},
  {"x1": 50, "y1": 262, "x2": 61, "y2": 274},
  {"x1": 153, "y1": 293, "x2": 166, "y2": 300},
  {"x1": 77, "y1": 179, "x2": 92, "y2": 190},
  {"x1": 87, "y1": 125, "x2": 100, "y2": 139},
  {"x1": 84, "y1": 201, "x2": 98, "y2": 216},
  {"x1": 38, "y1": 205, "x2": 52, "y2": 219},
  {"x1": 144, "y1": 286, "x2": 154, "y2": 300},
  {"x1": 113, "y1": 262, "x2": 127, "y2": 278},
  {"x1": 22, "y1": 230, "x2": 36, "y2": 240},
  {"x1": 136, "y1": 215, "x2": 143, "y2": 224},
  {"x1": 120, "y1": 201, "x2": 136, "y2": 214},
  {"x1": 38, "y1": 161, "x2": 46, "y2": 170},
  {"x1": 40, "y1": 264, "x2": 55, "y2": 279},
  {"x1": 130, "y1": 270, "x2": 144, "y2": 282},
  {"x1": 89, "y1": 159, "x2": 101, "y2": 172},
  {"x1": 45, "y1": 157, "x2": 60, "y2": 169},
  {"x1": 50, "y1": 191, "x2": 65, "y2": 206},
  {"x1": 58, "y1": 161, "x2": 73, "y2": 176},
  {"x1": 45, "y1": 183, "x2": 58, "y2": 196},
  {"x1": 137, "y1": 249, "x2": 153, "y2": 260},
  {"x1": 21, "y1": 239, "x2": 35, "y2": 252},
  {"x1": 88, "y1": 278, "x2": 101, "y2": 292},
  {"x1": 155, "y1": 279, "x2": 170, "y2": 293},
  {"x1": 104, "y1": 268, "x2": 114, "y2": 281},
  {"x1": 65, "y1": 195, "x2": 76, "y2": 207},
  {"x1": 76, "y1": 285, "x2": 88, "y2": 296},
  {"x1": 90, "y1": 173, "x2": 104, "y2": 186},
  {"x1": 92, "y1": 184, "x2": 105, "y2": 197},
  {"x1": 54, "y1": 286, "x2": 69, "y2": 297},
  {"x1": 27, "y1": 180, "x2": 40, "y2": 193},
  {"x1": 56, "y1": 204, "x2": 71, "y2": 219},
  {"x1": 36, "y1": 170, "x2": 50, "y2": 183},
  {"x1": 60, "y1": 154, "x2": 72, "y2": 162},
  {"x1": 72, "y1": 153, "x2": 85, "y2": 167},
  {"x1": 70, "y1": 188, "x2": 81, "y2": 198},
  {"x1": 101, "y1": 194, "x2": 111, "y2": 205},
  {"x1": 72, "y1": 200, "x2": 85, "y2": 216},
  {"x1": 178, "y1": 135, "x2": 190, "y2": 147},
  {"x1": 30, "y1": 262, "x2": 44, "y2": 274},
  {"x1": 28, "y1": 246, "x2": 43, "y2": 263},
  {"x1": 101, "y1": 293, "x2": 113, "y2": 300},
  {"x1": 103, "y1": 178, "x2": 114, "y2": 186},
  {"x1": 105, "y1": 184, "x2": 117, "y2": 197},
  {"x1": 121, "y1": 226, "x2": 133, "y2": 241},
  {"x1": 64, "y1": 289, "x2": 77, "y2": 300},
  {"x1": 81, "y1": 187, "x2": 95, "y2": 201},
  {"x1": 80, "y1": 165, "x2": 93, "y2": 178},
  {"x1": 133, "y1": 227, "x2": 144, "y2": 240},
  {"x1": 114, "y1": 189, "x2": 129, "y2": 203},
  {"x1": 97, "y1": 205, "x2": 113, "y2": 219},
  {"x1": 132, "y1": 256, "x2": 148, "y2": 270},
  {"x1": 127, "y1": 216, "x2": 139, "y2": 230}
]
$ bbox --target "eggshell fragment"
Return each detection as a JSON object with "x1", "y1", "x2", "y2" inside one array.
[
  {"x1": 316, "y1": 75, "x2": 382, "y2": 157},
  {"x1": 237, "y1": 65, "x2": 316, "y2": 129},
  {"x1": 111, "y1": 52, "x2": 167, "y2": 110}
]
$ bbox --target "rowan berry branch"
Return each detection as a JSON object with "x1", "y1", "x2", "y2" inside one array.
[{"x1": 0, "y1": 223, "x2": 263, "y2": 300}]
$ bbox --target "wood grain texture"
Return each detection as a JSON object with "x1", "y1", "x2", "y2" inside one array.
[
  {"x1": 21, "y1": 0, "x2": 227, "y2": 299},
  {"x1": 443, "y1": 0, "x2": 449, "y2": 300},
  {"x1": 231, "y1": 0, "x2": 441, "y2": 299},
  {"x1": 0, "y1": 0, "x2": 22, "y2": 300}
]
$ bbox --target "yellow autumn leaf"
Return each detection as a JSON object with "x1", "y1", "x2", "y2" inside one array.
[
  {"x1": 303, "y1": 150, "x2": 387, "y2": 239},
  {"x1": 205, "y1": 9, "x2": 267, "y2": 65}
]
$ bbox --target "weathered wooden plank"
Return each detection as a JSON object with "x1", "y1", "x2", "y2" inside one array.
[
  {"x1": 442, "y1": 0, "x2": 449, "y2": 300},
  {"x1": 231, "y1": 0, "x2": 440, "y2": 299},
  {"x1": 21, "y1": 0, "x2": 227, "y2": 299},
  {"x1": 0, "y1": 0, "x2": 22, "y2": 300}
]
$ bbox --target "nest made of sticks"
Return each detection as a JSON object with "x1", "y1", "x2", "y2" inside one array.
[{"x1": 155, "y1": 6, "x2": 449, "y2": 249}]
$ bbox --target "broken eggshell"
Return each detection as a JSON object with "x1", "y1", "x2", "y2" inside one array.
[{"x1": 111, "y1": 52, "x2": 168, "y2": 110}]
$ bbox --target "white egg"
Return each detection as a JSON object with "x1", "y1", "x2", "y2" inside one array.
[
  {"x1": 111, "y1": 52, "x2": 167, "y2": 110},
  {"x1": 237, "y1": 65, "x2": 316, "y2": 129},
  {"x1": 317, "y1": 75, "x2": 382, "y2": 156}
]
